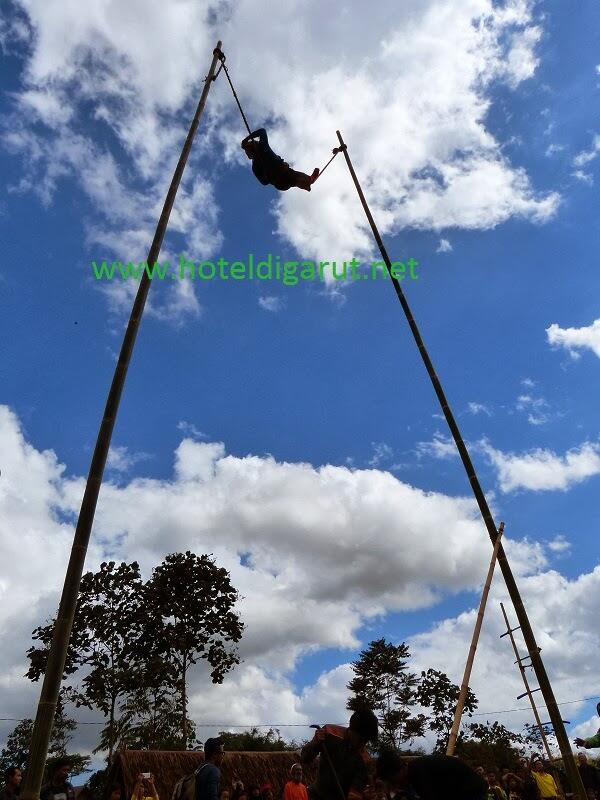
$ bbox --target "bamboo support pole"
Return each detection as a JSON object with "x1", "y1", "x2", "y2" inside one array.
[
  {"x1": 446, "y1": 522, "x2": 505, "y2": 755},
  {"x1": 335, "y1": 129, "x2": 585, "y2": 800},
  {"x1": 19, "y1": 41, "x2": 223, "y2": 800}
]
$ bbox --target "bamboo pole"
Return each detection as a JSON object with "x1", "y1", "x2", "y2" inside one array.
[
  {"x1": 19, "y1": 41, "x2": 223, "y2": 800},
  {"x1": 446, "y1": 522, "x2": 505, "y2": 755},
  {"x1": 335, "y1": 129, "x2": 586, "y2": 800}
]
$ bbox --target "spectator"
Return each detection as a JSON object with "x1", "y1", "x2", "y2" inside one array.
[
  {"x1": 530, "y1": 761, "x2": 559, "y2": 800},
  {"x1": 218, "y1": 791, "x2": 230, "y2": 800},
  {"x1": 577, "y1": 753, "x2": 600, "y2": 799},
  {"x1": 1, "y1": 768, "x2": 22, "y2": 800},
  {"x1": 40, "y1": 759, "x2": 75, "y2": 800},
  {"x1": 486, "y1": 771, "x2": 507, "y2": 800},
  {"x1": 514, "y1": 765, "x2": 540, "y2": 800},
  {"x1": 132, "y1": 774, "x2": 159, "y2": 800},
  {"x1": 259, "y1": 787, "x2": 272, "y2": 800},
  {"x1": 376, "y1": 750, "x2": 486, "y2": 800},
  {"x1": 247, "y1": 788, "x2": 260, "y2": 800},
  {"x1": 196, "y1": 739, "x2": 224, "y2": 800},
  {"x1": 575, "y1": 704, "x2": 600, "y2": 752},
  {"x1": 283, "y1": 765, "x2": 308, "y2": 800},
  {"x1": 230, "y1": 790, "x2": 247, "y2": 800},
  {"x1": 504, "y1": 773, "x2": 523, "y2": 800},
  {"x1": 301, "y1": 710, "x2": 378, "y2": 800},
  {"x1": 109, "y1": 786, "x2": 122, "y2": 800}
]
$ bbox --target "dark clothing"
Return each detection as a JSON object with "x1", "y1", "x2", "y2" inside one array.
[
  {"x1": 1, "y1": 785, "x2": 20, "y2": 800},
  {"x1": 301, "y1": 726, "x2": 370, "y2": 800},
  {"x1": 244, "y1": 128, "x2": 311, "y2": 191},
  {"x1": 195, "y1": 763, "x2": 220, "y2": 800},
  {"x1": 405, "y1": 756, "x2": 487, "y2": 800},
  {"x1": 40, "y1": 782, "x2": 75, "y2": 800},
  {"x1": 579, "y1": 763, "x2": 600, "y2": 792}
]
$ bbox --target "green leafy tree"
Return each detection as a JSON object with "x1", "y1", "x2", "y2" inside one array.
[
  {"x1": 347, "y1": 638, "x2": 426, "y2": 749},
  {"x1": 0, "y1": 696, "x2": 90, "y2": 778},
  {"x1": 27, "y1": 561, "x2": 145, "y2": 760},
  {"x1": 416, "y1": 668, "x2": 478, "y2": 752},
  {"x1": 147, "y1": 552, "x2": 244, "y2": 748},
  {"x1": 217, "y1": 727, "x2": 298, "y2": 752},
  {"x1": 457, "y1": 721, "x2": 525, "y2": 770}
]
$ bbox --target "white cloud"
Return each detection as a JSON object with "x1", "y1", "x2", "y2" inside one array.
[
  {"x1": 521, "y1": 377, "x2": 536, "y2": 388},
  {"x1": 547, "y1": 319, "x2": 600, "y2": 359},
  {"x1": 368, "y1": 441, "x2": 394, "y2": 468},
  {"x1": 572, "y1": 170, "x2": 594, "y2": 185},
  {"x1": 416, "y1": 431, "x2": 458, "y2": 460},
  {"x1": 480, "y1": 439, "x2": 600, "y2": 493},
  {"x1": 1, "y1": 404, "x2": 599, "y2": 754},
  {"x1": 258, "y1": 295, "x2": 285, "y2": 312},
  {"x1": 436, "y1": 238, "x2": 453, "y2": 253},
  {"x1": 573, "y1": 134, "x2": 600, "y2": 168},
  {"x1": 106, "y1": 445, "x2": 151, "y2": 473},
  {"x1": 468, "y1": 401, "x2": 492, "y2": 416},
  {"x1": 177, "y1": 420, "x2": 209, "y2": 439},
  {"x1": 547, "y1": 535, "x2": 571, "y2": 554},
  {"x1": 515, "y1": 393, "x2": 551, "y2": 426},
  {"x1": 3, "y1": 0, "x2": 560, "y2": 314},
  {"x1": 545, "y1": 143, "x2": 564, "y2": 157}
]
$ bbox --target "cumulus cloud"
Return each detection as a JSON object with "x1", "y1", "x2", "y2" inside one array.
[
  {"x1": 515, "y1": 393, "x2": 551, "y2": 426},
  {"x1": 106, "y1": 445, "x2": 151, "y2": 473},
  {"x1": 416, "y1": 431, "x2": 458, "y2": 460},
  {"x1": 573, "y1": 134, "x2": 600, "y2": 168},
  {"x1": 2, "y1": 0, "x2": 560, "y2": 321},
  {"x1": 480, "y1": 439, "x2": 600, "y2": 493},
  {"x1": 546, "y1": 319, "x2": 600, "y2": 360},
  {"x1": 468, "y1": 402, "x2": 492, "y2": 416}
]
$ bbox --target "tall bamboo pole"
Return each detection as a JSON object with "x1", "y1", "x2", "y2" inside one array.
[
  {"x1": 446, "y1": 522, "x2": 505, "y2": 756},
  {"x1": 20, "y1": 42, "x2": 223, "y2": 800},
  {"x1": 335, "y1": 130, "x2": 585, "y2": 799}
]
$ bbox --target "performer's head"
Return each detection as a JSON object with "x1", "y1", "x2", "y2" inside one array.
[
  {"x1": 242, "y1": 140, "x2": 258, "y2": 160},
  {"x1": 348, "y1": 707, "x2": 378, "y2": 748}
]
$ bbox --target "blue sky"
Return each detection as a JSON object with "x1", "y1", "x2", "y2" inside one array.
[{"x1": 1, "y1": 0, "x2": 599, "y2": 766}]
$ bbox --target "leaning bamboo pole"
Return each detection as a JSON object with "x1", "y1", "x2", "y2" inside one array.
[
  {"x1": 19, "y1": 42, "x2": 223, "y2": 800},
  {"x1": 446, "y1": 522, "x2": 505, "y2": 755},
  {"x1": 335, "y1": 129, "x2": 585, "y2": 799}
]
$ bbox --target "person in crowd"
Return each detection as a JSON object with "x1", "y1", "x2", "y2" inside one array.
[
  {"x1": 218, "y1": 791, "x2": 230, "y2": 800},
  {"x1": 375, "y1": 749, "x2": 487, "y2": 800},
  {"x1": 109, "y1": 785, "x2": 122, "y2": 800},
  {"x1": 504, "y1": 772, "x2": 523, "y2": 800},
  {"x1": 1, "y1": 768, "x2": 22, "y2": 800},
  {"x1": 576, "y1": 705, "x2": 600, "y2": 751},
  {"x1": 513, "y1": 764, "x2": 540, "y2": 800},
  {"x1": 530, "y1": 760, "x2": 559, "y2": 800},
  {"x1": 132, "y1": 773, "x2": 159, "y2": 800},
  {"x1": 247, "y1": 788, "x2": 260, "y2": 800},
  {"x1": 301, "y1": 709, "x2": 378, "y2": 800},
  {"x1": 196, "y1": 739, "x2": 224, "y2": 800},
  {"x1": 577, "y1": 752, "x2": 600, "y2": 799},
  {"x1": 241, "y1": 129, "x2": 319, "y2": 192},
  {"x1": 230, "y1": 790, "x2": 247, "y2": 800},
  {"x1": 486, "y1": 771, "x2": 507, "y2": 800},
  {"x1": 283, "y1": 765, "x2": 308, "y2": 800},
  {"x1": 259, "y1": 786, "x2": 272, "y2": 800},
  {"x1": 40, "y1": 759, "x2": 75, "y2": 800}
]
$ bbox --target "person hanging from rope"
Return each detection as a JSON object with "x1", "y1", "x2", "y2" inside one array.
[{"x1": 241, "y1": 128, "x2": 320, "y2": 192}]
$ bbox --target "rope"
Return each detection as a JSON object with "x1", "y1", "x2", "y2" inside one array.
[
  {"x1": 212, "y1": 47, "x2": 342, "y2": 183},
  {"x1": 314, "y1": 144, "x2": 346, "y2": 182},
  {"x1": 213, "y1": 47, "x2": 252, "y2": 135}
]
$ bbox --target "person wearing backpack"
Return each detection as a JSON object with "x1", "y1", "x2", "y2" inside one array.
[
  {"x1": 172, "y1": 738, "x2": 224, "y2": 800},
  {"x1": 196, "y1": 740, "x2": 224, "y2": 800}
]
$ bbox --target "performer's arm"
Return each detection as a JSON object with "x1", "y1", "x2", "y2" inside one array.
[
  {"x1": 242, "y1": 128, "x2": 268, "y2": 146},
  {"x1": 301, "y1": 730, "x2": 323, "y2": 764}
]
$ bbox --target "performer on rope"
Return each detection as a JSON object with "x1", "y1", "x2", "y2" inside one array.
[
  {"x1": 241, "y1": 128, "x2": 320, "y2": 192},
  {"x1": 575, "y1": 701, "x2": 600, "y2": 750},
  {"x1": 375, "y1": 749, "x2": 487, "y2": 800},
  {"x1": 300, "y1": 709, "x2": 378, "y2": 800}
]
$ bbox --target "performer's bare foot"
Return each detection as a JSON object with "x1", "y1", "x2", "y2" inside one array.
[{"x1": 310, "y1": 168, "x2": 320, "y2": 184}]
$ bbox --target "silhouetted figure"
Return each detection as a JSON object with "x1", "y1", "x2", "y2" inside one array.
[{"x1": 241, "y1": 129, "x2": 319, "y2": 192}]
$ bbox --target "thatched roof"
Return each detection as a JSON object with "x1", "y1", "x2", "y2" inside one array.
[{"x1": 106, "y1": 751, "x2": 317, "y2": 800}]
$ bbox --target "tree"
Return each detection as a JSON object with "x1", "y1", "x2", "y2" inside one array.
[
  {"x1": 416, "y1": 668, "x2": 478, "y2": 752},
  {"x1": 0, "y1": 697, "x2": 90, "y2": 778},
  {"x1": 27, "y1": 561, "x2": 146, "y2": 760},
  {"x1": 217, "y1": 728, "x2": 298, "y2": 752},
  {"x1": 347, "y1": 638, "x2": 426, "y2": 749},
  {"x1": 457, "y1": 721, "x2": 525, "y2": 770},
  {"x1": 148, "y1": 552, "x2": 244, "y2": 748}
]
